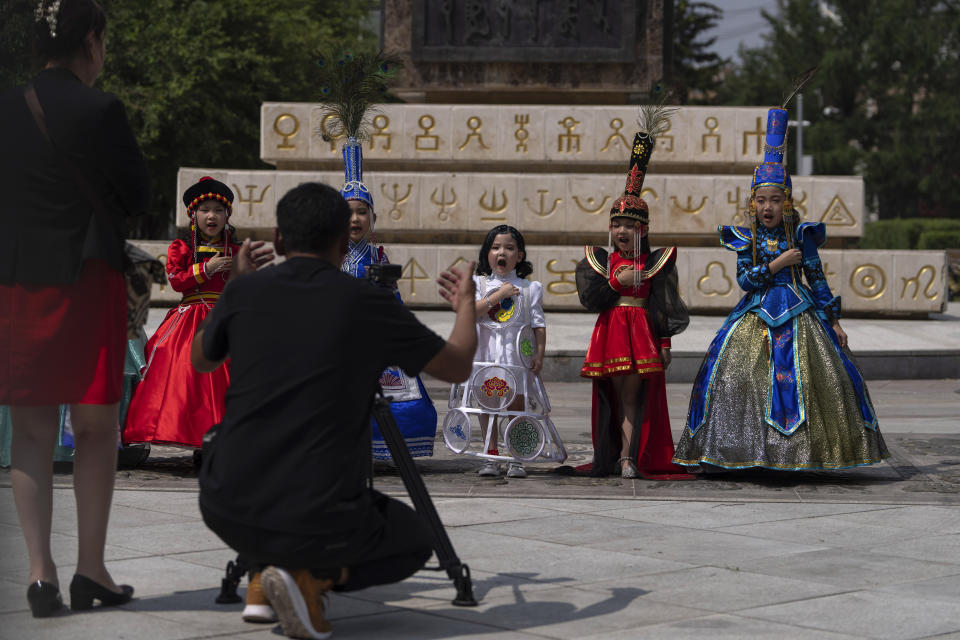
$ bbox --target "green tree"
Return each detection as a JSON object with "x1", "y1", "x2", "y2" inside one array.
[
  {"x1": 1, "y1": 0, "x2": 379, "y2": 238},
  {"x1": 670, "y1": 0, "x2": 727, "y2": 104},
  {"x1": 716, "y1": 0, "x2": 960, "y2": 219}
]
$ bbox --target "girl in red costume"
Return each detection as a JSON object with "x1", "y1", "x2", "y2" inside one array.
[
  {"x1": 574, "y1": 108, "x2": 692, "y2": 480},
  {"x1": 123, "y1": 177, "x2": 240, "y2": 448}
]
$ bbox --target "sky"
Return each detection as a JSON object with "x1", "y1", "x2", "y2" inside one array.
[{"x1": 705, "y1": 0, "x2": 781, "y2": 62}]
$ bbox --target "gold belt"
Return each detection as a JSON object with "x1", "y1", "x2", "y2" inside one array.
[
  {"x1": 181, "y1": 292, "x2": 220, "y2": 305},
  {"x1": 616, "y1": 297, "x2": 648, "y2": 308}
]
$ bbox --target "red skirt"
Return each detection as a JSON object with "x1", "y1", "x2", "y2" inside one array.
[
  {"x1": 122, "y1": 301, "x2": 229, "y2": 448},
  {"x1": 0, "y1": 259, "x2": 125, "y2": 405},
  {"x1": 581, "y1": 305, "x2": 663, "y2": 378}
]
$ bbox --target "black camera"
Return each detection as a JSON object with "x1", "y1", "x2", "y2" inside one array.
[{"x1": 366, "y1": 263, "x2": 402, "y2": 287}]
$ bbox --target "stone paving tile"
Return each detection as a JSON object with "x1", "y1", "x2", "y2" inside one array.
[
  {"x1": 595, "y1": 500, "x2": 893, "y2": 529},
  {"x1": 507, "y1": 497, "x2": 665, "y2": 514},
  {"x1": 874, "y1": 572, "x2": 960, "y2": 605},
  {"x1": 572, "y1": 566, "x2": 848, "y2": 613},
  {"x1": 738, "y1": 547, "x2": 960, "y2": 590},
  {"x1": 717, "y1": 511, "x2": 933, "y2": 548},
  {"x1": 324, "y1": 608, "x2": 547, "y2": 640},
  {"x1": 0, "y1": 576, "x2": 26, "y2": 615},
  {"x1": 0, "y1": 608, "x2": 213, "y2": 640},
  {"x1": 739, "y1": 590, "x2": 960, "y2": 639},
  {"x1": 828, "y1": 505, "x2": 960, "y2": 533},
  {"x1": 868, "y1": 532, "x2": 960, "y2": 564},
  {"x1": 582, "y1": 523, "x2": 828, "y2": 568},
  {"x1": 445, "y1": 528, "x2": 693, "y2": 584},
  {"x1": 583, "y1": 613, "x2": 867, "y2": 640},
  {"x1": 468, "y1": 512, "x2": 673, "y2": 546},
  {"x1": 0, "y1": 531, "x2": 150, "y2": 579},
  {"x1": 103, "y1": 521, "x2": 228, "y2": 555},
  {"x1": 420, "y1": 498, "x2": 570, "y2": 527},
  {"x1": 418, "y1": 584, "x2": 712, "y2": 639}
]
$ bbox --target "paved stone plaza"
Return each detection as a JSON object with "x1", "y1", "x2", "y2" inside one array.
[{"x1": 2, "y1": 375, "x2": 960, "y2": 640}]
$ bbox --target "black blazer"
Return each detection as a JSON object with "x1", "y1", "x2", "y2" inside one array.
[{"x1": 0, "y1": 67, "x2": 150, "y2": 284}]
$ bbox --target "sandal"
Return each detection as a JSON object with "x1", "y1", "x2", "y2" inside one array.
[{"x1": 617, "y1": 457, "x2": 639, "y2": 479}]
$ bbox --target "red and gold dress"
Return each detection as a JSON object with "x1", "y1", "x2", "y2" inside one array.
[
  {"x1": 576, "y1": 246, "x2": 691, "y2": 479},
  {"x1": 123, "y1": 238, "x2": 238, "y2": 448}
]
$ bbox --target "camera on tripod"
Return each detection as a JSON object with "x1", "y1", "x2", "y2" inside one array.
[{"x1": 366, "y1": 263, "x2": 402, "y2": 287}]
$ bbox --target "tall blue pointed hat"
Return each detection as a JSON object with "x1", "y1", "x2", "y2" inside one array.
[
  {"x1": 340, "y1": 138, "x2": 373, "y2": 209},
  {"x1": 313, "y1": 48, "x2": 402, "y2": 213},
  {"x1": 751, "y1": 107, "x2": 792, "y2": 195}
]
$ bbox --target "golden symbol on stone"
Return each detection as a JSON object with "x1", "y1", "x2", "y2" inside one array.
[
  {"x1": 369, "y1": 114, "x2": 392, "y2": 151},
  {"x1": 415, "y1": 114, "x2": 440, "y2": 151},
  {"x1": 380, "y1": 183, "x2": 412, "y2": 221},
  {"x1": 850, "y1": 264, "x2": 887, "y2": 300},
  {"x1": 232, "y1": 184, "x2": 272, "y2": 218},
  {"x1": 743, "y1": 116, "x2": 764, "y2": 155},
  {"x1": 545, "y1": 259, "x2": 578, "y2": 295},
  {"x1": 458, "y1": 116, "x2": 490, "y2": 151},
  {"x1": 557, "y1": 116, "x2": 581, "y2": 153},
  {"x1": 400, "y1": 258, "x2": 431, "y2": 295},
  {"x1": 657, "y1": 119, "x2": 674, "y2": 152},
  {"x1": 480, "y1": 188, "x2": 509, "y2": 220},
  {"x1": 792, "y1": 189, "x2": 808, "y2": 219},
  {"x1": 702, "y1": 116, "x2": 721, "y2": 153},
  {"x1": 431, "y1": 184, "x2": 458, "y2": 222},
  {"x1": 572, "y1": 194, "x2": 611, "y2": 215},
  {"x1": 316, "y1": 112, "x2": 345, "y2": 152},
  {"x1": 901, "y1": 265, "x2": 939, "y2": 301},
  {"x1": 273, "y1": 113, "x2": 299, "y2": 150},
  {"x1": 514, "y1": 114, "x2": 530, "y2": 152},
  {"x1": 822, "y1": 261, "x2": 837, "y2": 282},
  {"x1": 670, "y1": 195, "x2": 708, "y2": 215},
  {"x1": 640, "y1": 187, "x2": 658, "y2": 202},
  {"x1": 697, "y1": 261, "x2": 733, "y2": 296},
  {"x1": 524, "y1": 189, "x2": 561, "y2": 218},
  {"x1": 447, "y1": 256, "x2": 472, "y2": 272},
  {"x1": 727, "y1": 186, "x2": 750, "y2": 225},
  {"x1": 600, "y1": 118, "x2": 629, "y2": 153},
  {"x1": 820, "y1": 195, "x2": 856, "y2": 226}
]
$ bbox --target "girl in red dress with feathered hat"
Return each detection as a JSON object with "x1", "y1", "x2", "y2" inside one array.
[
  {"x1": 123, "y1": 177, "x2": 240, "y2": 449},
  {"x1": 574, "y1": 107, "x2": 692, "y2": 480}
]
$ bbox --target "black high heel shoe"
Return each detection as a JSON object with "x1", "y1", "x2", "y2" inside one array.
[
  {"x1": 69, "y1": 574, "x2": 134, "y2": 610},
  {"x1": 26, "y1": 580, "x2": 63, "y2": 618}
]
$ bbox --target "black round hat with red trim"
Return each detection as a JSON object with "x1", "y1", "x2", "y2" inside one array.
[{"x1": 183, "y1": 177, "x2": 234, "y2": 218}]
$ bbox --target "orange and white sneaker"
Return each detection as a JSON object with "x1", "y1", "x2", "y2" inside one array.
[
  {"x1": 261, "y1": 566, "x2": 334, "y2": 640},
  {"x1": 242, "y1": 571, "x2": 277, "y2": 623}
]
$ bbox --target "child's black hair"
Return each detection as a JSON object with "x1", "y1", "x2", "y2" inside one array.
[{"x1": 476, "y1": 225, "x2": 533, "y2": 278}]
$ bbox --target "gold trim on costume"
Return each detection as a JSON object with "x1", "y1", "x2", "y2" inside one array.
[
  {"x1": 192, "y1": 263, "x2": 205, "y2": 283},
  {"x1": 640, "y1": 246, "x2": 676, "y2": 280},
  {"x1": 616, "y1": 297, "x2": 648, "y2": 308},
  {"x1": 181, "y1": 292, "x2": 220, "y2": 305},
  {"x1": 583, "y1": 245, "x2": 608, "y2": 278}
]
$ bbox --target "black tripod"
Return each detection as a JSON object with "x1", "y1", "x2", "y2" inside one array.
[{"x1": 215, "y1": 387, "x2": 478, "y2": 607}]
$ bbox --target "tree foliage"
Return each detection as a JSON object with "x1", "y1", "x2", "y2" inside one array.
[
  {"x1": 715, "y1": 0, "x2": 960, "y2": 219},
  {"x1": 1, "y1": 0, "x2": 379, "y2": 238},
  {"x1": 670, "y1": 0, "x2": 727, "y2": 104}
]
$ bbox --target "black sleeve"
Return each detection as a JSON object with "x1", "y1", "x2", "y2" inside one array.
[
  {"x1": 648, "y1": 259, "x2": 689, "y2": 339},
  {"x1": 361, "y1": 285, "x2": 445, "y2": 375},
  {"x1": 576, "y1": 257, "x2": 619, "y2": 313},
  {"x1": 97, "y1": 96, "x2": 151, "y2": 218},
  {"x1": 201, "y1": 283, "x2": 235, "y2": 363}
]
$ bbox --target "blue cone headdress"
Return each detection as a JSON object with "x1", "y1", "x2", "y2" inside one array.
[
  {"x1": 751, "y1": 107, "x2": 792, "y2": 196},
  {"x1": 340, "y1": 137, "x2": 373, "y2": 210}
]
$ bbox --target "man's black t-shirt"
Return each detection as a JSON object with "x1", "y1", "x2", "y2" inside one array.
[{"x1": 198, "y1": 257, "x2": 444, "y2": 535}]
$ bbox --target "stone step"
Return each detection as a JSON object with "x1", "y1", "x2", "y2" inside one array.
[
  {"x1": 178, "y1": 168, "x2": 865, "y2": 238},
  {"x1": 261, "y1": 103, "x2": 777, "y2": 171},
  {"x1": 130, "y1": 241, "x2": 948, "y2": 315}
]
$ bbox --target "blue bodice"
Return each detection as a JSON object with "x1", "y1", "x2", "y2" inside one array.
[
  {"x1": 719, "y1": 222, "x2": 841, "y2": 327},
  {"x1": 340, "y1": 239, "x2": 384, "y2": 279}
]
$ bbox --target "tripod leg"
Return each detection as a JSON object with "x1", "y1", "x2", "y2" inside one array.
[
  {"x1": 215, "y1": 555, "x2": 248, "y2": 604},
  {"x1": 372, "y1": 393, "x2": 478, "y2": 606}
]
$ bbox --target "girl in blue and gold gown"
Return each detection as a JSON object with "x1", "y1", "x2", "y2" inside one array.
[
  {"x1": 673, "y1": 108, "x2": 887, "y2": 471},
  {"x1": 338, "y1": 138, "x2": 437, "y2": 459}
]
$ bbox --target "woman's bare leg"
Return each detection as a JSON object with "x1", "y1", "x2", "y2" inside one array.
[
  {"x1": 70, "y1": 402, "x2": 122, "y2": 591},
  {"x1": 10, "y1": 405, "x2": 61, "y2": 585}
]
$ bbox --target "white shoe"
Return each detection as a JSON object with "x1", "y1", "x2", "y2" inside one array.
[
  {"x1": 478, "y1": 460, "x2": 501, "y2": 477},
  {"x1": 506, "y1": 463, "x2": 527, "y2": 478}
]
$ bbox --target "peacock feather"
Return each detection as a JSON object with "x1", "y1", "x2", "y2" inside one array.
[
  {"x1": 313, "y1": 48, "x2": 402, "y2": 141},
  {"x1": 781, "y1": 65, "x2": 819, "y2": 109},
  {"x1": 637, "y1": 102, "x2": 678, "y2": 144}
]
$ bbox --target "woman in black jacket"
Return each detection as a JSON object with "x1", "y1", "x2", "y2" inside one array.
[{"x1": 0, "y1": 0, "x2": 150, "y2": 617}]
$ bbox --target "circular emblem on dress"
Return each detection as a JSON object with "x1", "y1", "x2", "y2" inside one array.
[
  {"x1": 442, "y1": 409, "x2": 472, "y2": 454},
  {"x1": 479, "y1": 291, "x2": 523, "y2": 330},
  {"x1": 504, "y1": 415, "x2": 546, "y2": 461},
  {"x1": 471, "y1": 365, "x2": 517, "y2": 411},
  {"x1": 516, "y1": 325, "x2": 537, "y2": 369}
]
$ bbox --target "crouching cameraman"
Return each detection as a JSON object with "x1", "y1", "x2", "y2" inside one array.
[{"x1": 191, "y1": 182, "x2": 477, "y2": 640}]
